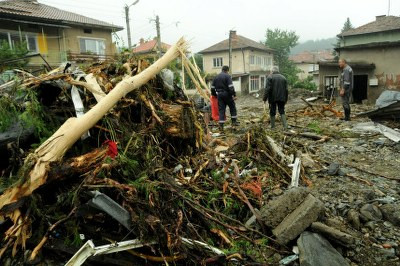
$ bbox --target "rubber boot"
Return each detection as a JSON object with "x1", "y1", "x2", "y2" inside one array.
[
  {"x1": 218, "y1": 123, "x2": 224, "y2": 133},
  {"x1": 281, "y1": 114, "x2": 288, "y2": 130},
  {"x1": 232, "y1": 118, "x2": 240, "y2": 127},
  {"x1": 270, "y1": 116, "x2": 276, "y2": 129}
]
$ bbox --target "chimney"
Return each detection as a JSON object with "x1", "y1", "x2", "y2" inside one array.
[
  {"x1": 139, "y1": 38, "x2": 144, "y2": 45},
  {"x1": 376, "y1": 15, "x2": 386, "y2": 21},
  {"x1": 230, "y1": 30, "x2": 237, "y2": 39}
]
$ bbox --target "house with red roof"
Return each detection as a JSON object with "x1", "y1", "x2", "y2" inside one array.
[{"x1": 133, "y1": 38, "x2": 171, "y2": 58}]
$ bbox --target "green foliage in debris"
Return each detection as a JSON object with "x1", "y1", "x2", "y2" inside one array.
[
  {"x1": 307, "y1": 121, "x2": 322, "y2": 134},
  {"x1": 0, "y1": 40, "x2": 29, "y2": 71},
  {"x1": 0, "y1": 96, "x2": 18, "y2": 131}
]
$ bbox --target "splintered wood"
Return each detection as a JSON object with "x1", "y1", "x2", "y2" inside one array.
[{"x1": 299, "y1": 100, "x2": 343, "y2": 118}]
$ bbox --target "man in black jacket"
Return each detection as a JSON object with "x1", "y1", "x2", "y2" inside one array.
[
  {"x1": 211, "y1": 66, "x2": 238, "y2": 132},
  {"x1": 263, "y1": 66, "x2": 289, "y2": 130}
]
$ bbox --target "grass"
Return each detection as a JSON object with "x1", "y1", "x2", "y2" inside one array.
[{"x1": 307, "y1": 121, "x2": 322, "y2": 134}]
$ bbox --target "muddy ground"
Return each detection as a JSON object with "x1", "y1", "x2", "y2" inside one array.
[{"x1": 213, "y1": 92, "x2": 400, "y2": 266}]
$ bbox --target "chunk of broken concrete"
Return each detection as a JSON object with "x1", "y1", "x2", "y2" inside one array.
[
  {"x1": 360, "y1": 204, "x2": 382, "y2": 222},
  {"x1": 297, "y1": 231, "x2": 350, "y2": 266},
  {"x1": 347, "y1": 209, "x2": 361, "y2": 230},
  {"x1": 260, "y1": 187, "x2": 309, "y2": 228},
  {"x1": 273, "y1": 194, "x2": 324, "y2": 245},
  {"x1": 310, "y1": 222, "x2": 355, "y2": 247},
  {"x1": 380, "y1": 204, "x2": 400, "y2": 226}
]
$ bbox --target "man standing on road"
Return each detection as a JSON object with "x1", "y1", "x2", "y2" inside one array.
[
  {"x1": 211, "y1": 66, "x2": 239, "y2": 132},
  {"x1": 263, "y1": 66, "x2": 289, "y2": 130},
  {"x1": 339, "y1": 59, "x2": 353, "y2": 121}
]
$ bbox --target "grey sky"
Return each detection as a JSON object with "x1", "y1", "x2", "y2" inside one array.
[{"x1": 41, "y1": 0, "x2": 400, "y2": 52}]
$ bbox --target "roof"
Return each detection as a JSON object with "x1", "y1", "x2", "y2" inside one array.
[
  {"x1": 289, "y1": 50, "x2": 334, "y2": 63},
  {"x1": 0, "y1": 0, "x2": 123, "y2": 30},
  {"x1": 133, "y1": 39, "x2": 171, "y2": 54},
  {"x1": 200, "y1": 34, "x2": 273, "y2": 54},
  {"x1": 339, "y1": 15, "x2": 400, "y2": 37},
  {"x1": 319, "y1": 60, "x2": 375, "y2": 69}
]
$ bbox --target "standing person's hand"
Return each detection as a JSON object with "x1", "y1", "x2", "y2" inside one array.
[{"x1": 233, "y1": 96, "x2": 237, "y2": 101}]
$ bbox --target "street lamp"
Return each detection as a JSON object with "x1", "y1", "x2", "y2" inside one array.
[{"x1": 125, "y1": 0, "x2": 140, "y2": 49}]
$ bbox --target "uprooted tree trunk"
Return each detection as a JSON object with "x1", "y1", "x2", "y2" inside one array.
[{"x1": 0, "y1": 37, "x2": 188, "y2": 212}]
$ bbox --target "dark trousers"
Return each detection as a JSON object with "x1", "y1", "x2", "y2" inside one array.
[
  {"x1": 217, "y1": 92, "x2": 237, "y2": 124},
  {"x1": 341, "y1": 88, "x2": 351, "y2": 118},
  {"x1": 269, "y1": 101, "x2": 285, "y2": 116}
]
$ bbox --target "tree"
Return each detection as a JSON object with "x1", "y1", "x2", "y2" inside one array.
[
  {"x1": 341, "y1": 17, "x2": 354, "y2": 33},
  {"x1": 264, "y1": 29, "x2": 300, "y2": 85},
  {"x1": 0, "y1": 41, "x2": 29, "y2": 72},
  {"x1": 334, "y1": 18, "x2": 355, "y2": 59}
]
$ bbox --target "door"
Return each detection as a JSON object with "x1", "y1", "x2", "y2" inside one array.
[{"x1": 353, "y1": 75, "x2": 368, "y2": 103}]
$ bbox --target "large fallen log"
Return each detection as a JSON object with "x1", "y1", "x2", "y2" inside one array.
[{"x1": 0, "y1": 37, "x2": 188, "y2": 212}]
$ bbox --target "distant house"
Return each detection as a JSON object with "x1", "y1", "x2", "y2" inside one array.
[
  {"x1": 199, "y1": 31, "x2": 274, "y2": 94},
  {"x1": 133, "y1": 38, "x2": 171, "y2": 58},
  {"x1": 0, "y1": 0, "x2": 123, "y2": 69},
  {"x1": 319, "y1": 15, "x2": 400, "y2": 103},
  {"x1": 289, "y1": 50, "x2": 333, "y2": 84}
]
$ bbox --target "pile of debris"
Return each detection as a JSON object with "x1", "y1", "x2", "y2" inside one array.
[
  {"x1": 0, "y1": 38, "x2": 311, "y2": 265},
  {"x1": 359, "y1": 90, "x2": 400, "y2": 121}
]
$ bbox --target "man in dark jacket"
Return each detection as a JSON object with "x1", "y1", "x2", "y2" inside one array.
[
  {"x1": 339, "y1": 59, "x2": 353, "y2": 121},
  {"x1": 211, "y1": 66, "x2": 238, "y2": 132},
  {"x1": 263, "y1": 66, "x2": 289, "y2": 130}
]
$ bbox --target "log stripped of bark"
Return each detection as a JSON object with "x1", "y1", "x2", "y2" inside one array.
[{"x1": 0, "y1": 37, "x2": 189, "y2": 213}]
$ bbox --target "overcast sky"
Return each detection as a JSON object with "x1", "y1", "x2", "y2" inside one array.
[{"x1": 40, "y1": 0, "x2": 400, "y2": 52}]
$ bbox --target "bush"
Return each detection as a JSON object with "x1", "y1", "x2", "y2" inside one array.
[
  {"x1": 0, "y1": 40, "x2": 29, "y2": 71},
  {"x1": 293, "y1": 76, "x2": 317, "y2": 91}
]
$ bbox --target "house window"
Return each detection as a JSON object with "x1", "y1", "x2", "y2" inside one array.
[
  {"x1": 79, "y1": 38, "x2": 105, "y2": 55},
  {"x1": 250, "y1": 55, "x2": 255, "y2": 65},
  {"x1": 84, "y1": 28, "x2": 93, "y2": 34},
  {"x1": 260, "y1": 76, "x2": 265, "y2": 89},
  {"x1": 213, "y1": 57, "x2": 223, "y2": 68},
  {"x1": 256, "y1": 56, "x2": 261, "y2": 65},
  {"x1": 250, "y1": 75, "x2": 260, "y2": 92},
  {"x1": 0, "y1": 31, "x2": 38, "y2": 52},
  {"x1": 324, "y1": 76, "x2": 339, "y2": 96}
]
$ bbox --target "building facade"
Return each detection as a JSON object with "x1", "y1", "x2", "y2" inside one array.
[
  {"x1": 0, "y1": 0, "x2": 123, "y2": 70},
  {"x1": 319, "y1": 15, "x2": 400, "y2": 103},
  {"x1": 200, "y1": 31, "x2": 274, "y2": 94}
]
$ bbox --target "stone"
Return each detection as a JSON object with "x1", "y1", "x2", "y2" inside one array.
[
  {"x1": 327, "y1": 163, "x2": 340, "y2": 176},
  {"x1": 311, "y1": 222, "x2": 355, "y2": 247},
  {"x1": 297, "y1": 231, "x2": 350, "y2": 266},
  {"x1": 273, "y1": 194, "x2": 324, "y2": 245},
  {"x1": 353, "y1": 146, "x2": 366, "y2": 153},
  {"x1": 379, "y1": 204, "x2": 400, "y2": 226},
  {"x1": 360, "y1": 204, "x2": 382, "y2": 222},
  {"x1": 378, "y1": 247, "x2": 397, "y2": 259},
  {"x1": 347, "y1": 209, "x2": 361, "y2": 230},
  {"x1": 261, "y1": 187, "x2": 310, "y2": 228}
]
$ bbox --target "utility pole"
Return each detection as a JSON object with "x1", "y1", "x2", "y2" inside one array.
[
  {"x1": 228, "y1": 30, "x2": 233, "y2": 74},
  {"x1": 156, "y1": 15, "x2": 162, "y2": 58},
  {"x1": 124, "y1": 0, "x2": 139, "y2": 49}
]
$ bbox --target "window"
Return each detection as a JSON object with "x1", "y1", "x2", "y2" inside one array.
[
  {"x1": 84, "y1": 28, "x2": 93, "y2": 34},
  {"x1": 250, "y1": 75, "x2": 260, "y2": 92},
  {"x1": 260, "y1": 76, "x2": 265, "y2": 89},
  {"x1": 0, "y1": 31, "x2": 38, "y2": 52},
  {"x1": 213, "y1": 57, "x2": 223, "y2": 68},
  {"x1": 80, "y1": 38, "x2": 105, "y2": 55},
  {"x1": 256, "y1": 56, "x2": 261, "y2": 65},
  {"x1": 249, "y1": 55, "x2": 255, "y2": 65}
]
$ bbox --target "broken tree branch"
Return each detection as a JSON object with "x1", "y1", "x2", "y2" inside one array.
[{"x1": 0, "y1": 37, "x2": 189, "y2": 212}]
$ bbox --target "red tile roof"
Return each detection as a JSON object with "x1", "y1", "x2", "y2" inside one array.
[
  {"x1": 290, "y1": 50, "x2": 334, "y2": 63},
  {"x1": 0, "y1": 0, "x2": 123, "y2": 30},
  {"x1": 200, "y1": 32, "x2": 273, "y2": 54},
  {"x1": 133, "y1": 39, "x2": 171, "y2": 54}
]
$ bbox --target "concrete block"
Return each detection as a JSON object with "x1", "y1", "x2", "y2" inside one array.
[
  {"x1": 261, "y1": 187, "x2": 309, "y2": 228},
  {"x1": 273, "y1": 194, "x2": 324, "y2": 245}
]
